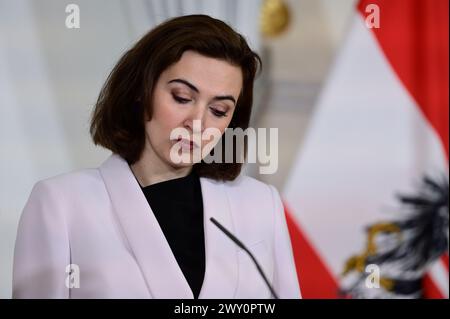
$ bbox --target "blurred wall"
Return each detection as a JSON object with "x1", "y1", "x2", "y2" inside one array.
[{"x1": 252, "y1": 0, "x2": 357, "y2": 187}]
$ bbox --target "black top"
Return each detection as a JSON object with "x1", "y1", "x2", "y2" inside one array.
[{"x1": 139, "y1": 169, "x2": 205, "y2": 299}]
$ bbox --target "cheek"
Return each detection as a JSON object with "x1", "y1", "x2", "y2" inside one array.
[
  {"x1": 150, "y1": 94, "x2": 182, "y2": 134},
  {"x1": 212, "y1": 115, "x2": 233, "y2": 133},
  {"x1": 202, "y1": 117, "x2": 233, "y2": 144}
]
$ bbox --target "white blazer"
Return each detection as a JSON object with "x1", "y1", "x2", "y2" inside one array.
[{"x1": 13, "y1": 154, "x2": 301, "y2": 299}]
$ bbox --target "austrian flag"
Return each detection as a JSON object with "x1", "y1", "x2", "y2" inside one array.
[{"x1": 283, "y1": 0, "x2": 449, "y2": 298}]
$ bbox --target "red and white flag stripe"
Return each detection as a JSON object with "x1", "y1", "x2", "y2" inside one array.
[{"x1": 283, "y1": 0, "x2": 449, "y2": 298}]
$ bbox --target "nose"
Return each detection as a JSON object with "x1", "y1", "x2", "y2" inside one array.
[{"x1": 183, "y1": 104, "x2": 206, "y2": 134}]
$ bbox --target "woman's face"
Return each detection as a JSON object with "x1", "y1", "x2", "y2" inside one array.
[{"x1": 145, "y1": 50, "x2": 243, "y2": 168}]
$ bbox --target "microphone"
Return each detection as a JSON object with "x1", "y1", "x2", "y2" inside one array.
[{"x1": 209, "y1": 217, "x2": 279, "y2": 299}]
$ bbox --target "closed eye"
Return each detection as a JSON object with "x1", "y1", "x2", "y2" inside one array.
[
  {"x1": 210, "y1": 108, "x2": 228, "y2": 118},
  {"x1": 172, "y1": 94, "x2": 191, "y2": 104}
]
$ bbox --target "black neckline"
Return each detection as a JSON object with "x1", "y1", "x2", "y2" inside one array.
[{"x1": 140, "y1": 169, "x2": 197, "y2": 191}]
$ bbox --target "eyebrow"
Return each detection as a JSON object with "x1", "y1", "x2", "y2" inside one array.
[{"x1": 168, "y1": 78, "x2": 236, "y2": 105}]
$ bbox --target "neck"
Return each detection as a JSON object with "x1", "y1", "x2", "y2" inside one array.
[{"x1": 130, "y1": 145, "x2": 192, "y2": 187}]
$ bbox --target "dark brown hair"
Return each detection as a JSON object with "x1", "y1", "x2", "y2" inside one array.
[{"x1": 90, "y1": 14, "x2": 261, "y2": 181}]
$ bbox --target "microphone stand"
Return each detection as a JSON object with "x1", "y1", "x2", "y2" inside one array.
[{"x1": 210, "y1": 217, "x2": 279, "y2": 299}]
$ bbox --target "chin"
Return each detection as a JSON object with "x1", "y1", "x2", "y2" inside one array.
[
  {"x1": 171, "y1": 161, "x2": 194, "y2": 169},
  {"x1": 165, "y1": 146, "x2": 204, "y2": 167},
  {"x1": 165, "y1": 154, "x2": 196, "y2": 168}
]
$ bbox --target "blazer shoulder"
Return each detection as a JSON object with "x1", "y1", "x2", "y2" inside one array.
[
  {"x1": 32, "y1": 167, "x2": 103, "y2": 195},
  {"x1": 219, "y1": 175, "x2": 282, "y2": 244},
  {"x1": 224, "y1": 174, "x2": 274, "y2": 193},
  {"x1": 222, "y1": 174, "x2": 281, "y2": 207}
]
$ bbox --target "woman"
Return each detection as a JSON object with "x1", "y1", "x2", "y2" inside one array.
[{"x1": 13, "y1": 15, "x2": 301, "y2": 299}]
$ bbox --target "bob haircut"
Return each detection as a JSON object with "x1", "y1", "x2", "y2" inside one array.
[{"x1": 90, "y1": 14, "x2": 262, "y2": 181}]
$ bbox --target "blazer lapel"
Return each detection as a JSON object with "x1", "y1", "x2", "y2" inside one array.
[
  {"x1": 99, "y1": 154, "x2": 193, "y2": 298},
  {"x1": 198, "y1": 177, "x2": 239, "y2": 299},
  {"x1": 99, "y1": 154, "x2": 239, "y2": 299}
]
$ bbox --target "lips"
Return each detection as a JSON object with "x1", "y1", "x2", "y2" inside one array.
[{"x1": 176, "y1": 137, "x2": 199, "y2": 149}]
